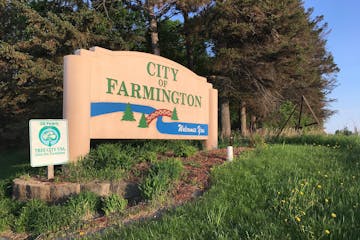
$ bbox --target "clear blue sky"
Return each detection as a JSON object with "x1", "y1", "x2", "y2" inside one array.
[{"x1": 303, "y1": 1, "x2": 360, "y2": 133}]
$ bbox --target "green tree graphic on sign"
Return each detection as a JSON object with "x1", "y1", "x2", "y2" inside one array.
[
  {"x1": 138, "y1": 113, "x2": 148, "y2": 128},
  {"x1": 171, "y1": 107, "x2": 179, "y2": 120},
  {"x1": 122, "y1": 103, "x2": 136, "y2": 121}
]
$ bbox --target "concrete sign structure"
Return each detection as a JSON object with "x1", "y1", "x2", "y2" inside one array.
[
  {"x1": 29, "y1": 119, "x2": 69, "y2": 167},
  {"x1": 63, "y1": 47, "x2": 218, "y2": 162}
]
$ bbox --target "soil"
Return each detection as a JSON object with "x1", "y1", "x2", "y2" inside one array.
[{"x1": 0, "y1": 147, "x2": 249, "y2": 240}]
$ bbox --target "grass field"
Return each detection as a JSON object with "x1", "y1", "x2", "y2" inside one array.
[
  {"x1": 1, "y1": 135, "x2": 360, "y2": 239},
  {"x1": 91, "y1": 135, "x2": 360, "y2": 240}
]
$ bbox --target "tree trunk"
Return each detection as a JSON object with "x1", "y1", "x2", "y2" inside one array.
[
  {"x1": 148, "y1": 3, "x2": 160, "y2": 56},
  {"x1": 183, "y1": 11, "x2": 194, "y2": 70},
  {"x1": 220, "y1": 98, "x2": 231, "y2": 140},
  {"x1": 240, "y1": 101, "x2": 247, "y2": 136},
  {"x1": 250, "y1": 115, "x2": 257, "y2": 133}
]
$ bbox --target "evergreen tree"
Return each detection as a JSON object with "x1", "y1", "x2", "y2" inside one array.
[
  {"x1": 122, "y1": 103, "x2": 136, "y2": 121},
  {"x1": 0, "y1": 0, "x2": 146, "y2": 146},
  {"x1": 205, "y1": 0, "x2": 338, "y2": 132},
  {"x1": 171, "y1": 107, "x2": 179, "y2": 120},
  {"x1": 138, "y1": 113, "x2": 148, "y2": 128}
]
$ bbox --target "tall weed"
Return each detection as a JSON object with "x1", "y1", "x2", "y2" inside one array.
[{"x1": 140, "y1": 158, "x2": 184, "y2": 200}]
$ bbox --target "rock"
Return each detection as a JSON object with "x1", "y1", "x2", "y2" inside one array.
[
  {"x1": 50, "y1": 182, "x2": 80, "y2": 203},
  {"x1": 13, "y1": 178, "x2": 81, "y2": 203},
  {"x1": 12, "y1": 178, "x2": 50, "y2": 202},
  {"x1": 191, "y1": 188, "x2": 203, "y2": 198},
  {"x1": 12, "y1": 178, "x2": 140, "y2": 203},
  {"x1": 110, "y1": 181, "x2": 140, "y2": 200},
  {"x1": 81, "y1": 181, "x2": 110, "y2": 196}
]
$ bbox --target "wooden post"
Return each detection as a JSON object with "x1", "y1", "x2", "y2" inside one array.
[
  {"x1": 48, "y1": 165, "x2": 54, "y2": 180},
  {"x1": 296, "y1": 96, "x2": 304, "y2": 130}
]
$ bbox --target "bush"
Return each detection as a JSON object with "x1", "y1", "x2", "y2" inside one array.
[
  {"x1": 66, "y1": 191, "x2": 100, "y2": 220},
  {"x1": 102, "y1": 194, "x2": 128, "y2": 216},
  {"x1": 173, "y1": 142, "x2": 198, "y2": 157},
  {"x1": 140, "y1": 158, "x2": 184, "y2": 200},
  {"x1": 0, "y1": 199, "x2": 16, "y2": 232}
]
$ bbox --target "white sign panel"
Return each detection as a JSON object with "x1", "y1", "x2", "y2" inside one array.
[{"x1": 29, "y1": 119, "x2": 69, "y2": 167}]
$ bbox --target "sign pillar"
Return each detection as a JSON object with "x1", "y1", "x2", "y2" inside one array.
[
  {"x1": 205, "y1": 88, "x2": 218, "y2": 150},
  {"x1": 63, "y1": 52, "x2": 91, "y2": 162}
]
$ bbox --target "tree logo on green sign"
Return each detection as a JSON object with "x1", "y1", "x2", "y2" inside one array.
[{"x1": 39, "y1": 126, "x2": 60, "y2": 147}]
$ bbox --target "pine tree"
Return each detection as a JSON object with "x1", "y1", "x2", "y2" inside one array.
[
  {"x1": 171, "y1": 107, "x2": 179, "y2": 120},
  {"x1": 122, "y1": 103, "x2": 136, "y2": 121},
  {"x1": 138, "y1": 113, "x2": 148, "y2": 128}
]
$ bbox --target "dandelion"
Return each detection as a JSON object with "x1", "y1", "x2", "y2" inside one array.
[
  {"x1": 331, "y1": 213, "x2": 337, "y2": 218},
  {"x1": 325, "y1": 229, "x2": 330, "y2": 235},
  {"x1": 79, "y1": 231, "x2": 85, "y2": 236},
  {"x1": 317, "y1": 184, "x2": 322, "y2": 189},
  {"x1": 295, "y1": 216, "x2": 301, "y2": 222}
]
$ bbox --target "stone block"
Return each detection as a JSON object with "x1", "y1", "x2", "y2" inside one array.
[
  {"x1": 110, "y1": 181, "x2": 140, "y2": 200},
  {"x1": 50, "y1": 182, "x2": 80, "y2": 203},
  {"x1": 13, "y1": 178, "x2": 51, "y2": 202},
  {"x1": 81, "y1": 181, "x2": 110, "y2": 196}
]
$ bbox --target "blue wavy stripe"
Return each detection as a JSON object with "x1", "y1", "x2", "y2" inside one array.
[
  {"x1": 156, "y1": 116, "x2": 208, "y2": 136},
  {"x1": 90, "y1": 102, "x2": 208, "y2": 136},
  {"x1": 91, "y1": 102, "x2": 155, "y2": 116}
]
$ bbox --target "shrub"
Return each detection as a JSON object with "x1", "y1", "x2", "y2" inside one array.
[
  {"x1": 140, "y1": 158, "x2": 184, "y2": 200},
  {"x1": 66, "y1": 191, "x2": 100, "y2": 220},
  {"x1": 173, "y1": 142, "x2": 198, "y2": 157},
  {"x1": 102, "y1": 194, "x2": 128, "y2": 216},
  {"x1": 88, "y1": 143, "x2": 134, "y2": 170},
  {"x1": 0, "y1": 199, "x2": 15, "y2": 232},
  {"x1": 249, "y1": 133, "x2": 267, "y2": 149}
]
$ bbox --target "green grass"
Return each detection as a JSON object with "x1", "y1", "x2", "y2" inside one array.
[
  {"x1": 0, "y1": 149, "x2": 31, "y2": 180},
  {"x1": 91, "y1": 136, "x2": 360, "y2": 240}
]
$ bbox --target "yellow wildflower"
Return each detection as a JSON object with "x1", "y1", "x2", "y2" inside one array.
[
  {"x1": 277, "y1": 191, "x2": 281, "y2": 195},
  {"x1": 324, "y1": 174, "x2": 328, "y2": 178},
  {"x1": 281, "y1": 199, "x2": 286, "y2": 204},
  {"x1": 300, "y1": 191, "x2": 304, "y2": 196},
  {"x1": 325, "y1": 229, "x2": 330, "y2": 235},
  {"x1": 331, "y1": 213, "x2": 337, "y2": 218},
  {"x1": 79, "y1": 231, "x2": 85, "y2": 236},
  {"x1": 295, "y1": 216, "x2": 301, "y2": 222},
  {"x1": 317, "y1": 184, "x2": 322, "y2": 189},
  {"x1": 300, "y1": 211, "x2": 306, "y2": 216},
  {"x1": 325, "y1": 198, "x2": 329, "y2": 203}
]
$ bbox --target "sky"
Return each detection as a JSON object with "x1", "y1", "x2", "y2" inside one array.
[{"x1": 303, "y1": 1, "x2": 360, "y2": 133}]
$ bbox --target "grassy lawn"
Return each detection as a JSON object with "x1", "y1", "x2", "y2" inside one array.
[
  {"x1": 0, "y1": 148, "x2": 31, "y2": 180},
  {"x1": 1, "y1": 136, "x2": 359, "y2": 239},
  {"x1": 92, "y1": 136, "x2": 360, "y2": 239}
]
